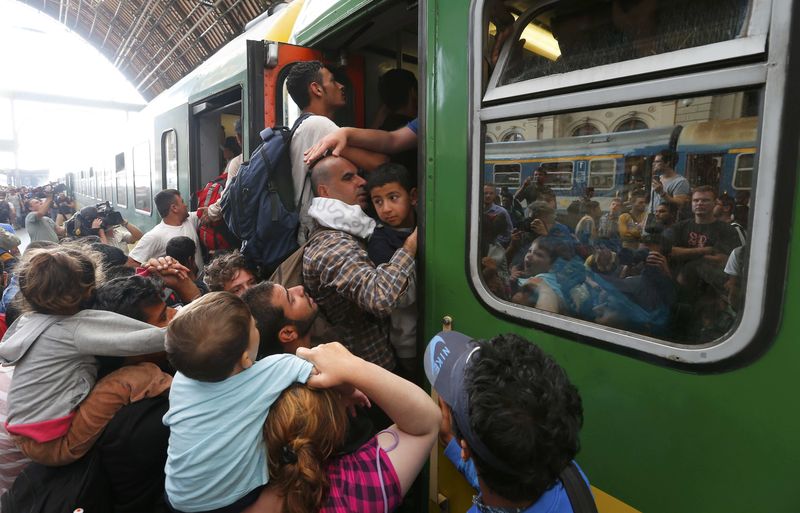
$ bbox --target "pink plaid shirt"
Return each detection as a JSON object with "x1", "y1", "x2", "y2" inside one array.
[{"x1": 321, "y1": 435, "x2": 402, "y2": 513}]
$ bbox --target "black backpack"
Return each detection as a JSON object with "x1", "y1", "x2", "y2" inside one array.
[{"x1": 220, "y1": 113, "x2": 311, "y2": 269}]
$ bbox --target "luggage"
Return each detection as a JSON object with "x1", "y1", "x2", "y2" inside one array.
[
  {"x1": 195, "y1": 172, "x2": 239, "y2": 252},
  {"x1": 221, "y1": 114, "x2": 311, "y2": 269}
]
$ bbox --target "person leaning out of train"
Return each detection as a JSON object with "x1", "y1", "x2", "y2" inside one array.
[
  {"x1": 244, "y1": 340, "x2": 441, "y2": 513},
  {"x1": 427, "y1": 331, "x2": 591, "y2": 513}
]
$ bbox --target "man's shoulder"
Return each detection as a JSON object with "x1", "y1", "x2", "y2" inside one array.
[
  {"x1": 305, "y1": 230, "x2": 364, "y2": 262},
  {"x1": 293, "y1": 115, "x2": 338, "y2": 139}
]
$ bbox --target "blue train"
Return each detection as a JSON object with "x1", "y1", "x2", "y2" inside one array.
[{"x1": 484, "y1": 117, "x2": 757, "y2": 210}]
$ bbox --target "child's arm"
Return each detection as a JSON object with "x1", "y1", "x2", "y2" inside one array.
[
  {"x1": 299, "y1": 342, "x2": 440, "y2": 495},
  {"x1": 73, "y1": 310, "x2": 165, "y2": 356}
]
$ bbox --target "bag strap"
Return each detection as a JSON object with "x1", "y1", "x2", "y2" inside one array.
[
  {"x1": 560, "y1": 462, "x2": 598, "y2": 513},
  {"x1": 262, "y1": 112, "x2": 315, "y2": 219}
]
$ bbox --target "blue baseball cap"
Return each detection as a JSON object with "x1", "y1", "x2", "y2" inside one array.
[{"x1": 424, "y1": 331, "x2": 517, "y2": 475}]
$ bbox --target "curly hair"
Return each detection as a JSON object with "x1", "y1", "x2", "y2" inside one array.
[
  {"x1": 16, "y1": 245, "x2": 104, "y2": 315},
  {"x1": 263, "y1": 384, "x2": 348, "y2": 513},
  {"x1": 464, "y1": 334, "x2": 583, "y2": 502},
  {"x1": 203, "y1": 250, "x2": 256, "y2": 292}
]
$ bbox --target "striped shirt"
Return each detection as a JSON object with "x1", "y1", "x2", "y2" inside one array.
[
  {"x1": 303, "y1": 229, "x2": 414, "y2": 369},
  {"x1": 322, "y1": 435, "x2": 401, "y2": 513}
]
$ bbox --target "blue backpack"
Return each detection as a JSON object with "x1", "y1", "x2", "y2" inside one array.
[{"x1": 221, "y1": 114, "x2": 311, "y2": 269}]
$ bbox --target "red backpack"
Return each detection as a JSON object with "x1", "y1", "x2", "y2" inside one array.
[{"x1": 195, "y1": 172, "x2": 240, "y2": 252}]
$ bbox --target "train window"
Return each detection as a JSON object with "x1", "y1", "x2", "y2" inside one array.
[
  {"x1": 89, "y1": 167, "x2": 96, "y2": 199},
  {"x1": 588, "y1": 159, "x2": 615, "y2": 190},
  {"x1": 103, "y1": 168, "x2": 114, "y2": 202},
  {"x1": 539, "y1": 162, "x2": 573, "y2": 190},
  {"x1": 488, "y1": 0, "x2": 757, "y2": 93},
  {"x1": 161, "y1": 130, "x2": 179, "y2": 190},
  {"x1": 475, "y1": 89, "x2": 761, "y2": 358},
  {"x1": 733, "y1": 153, "x2": 754, "y2": 189},
  {"x1": 132, "y1": 143, "x2": 151, "y2": 213},
  {"x1": 493, "y1": 164, "x2": 521, "y2": 187}
]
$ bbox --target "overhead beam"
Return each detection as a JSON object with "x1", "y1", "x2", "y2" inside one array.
[{"x1": 0, "y1": 89, "x2": 146, "y2": 112}]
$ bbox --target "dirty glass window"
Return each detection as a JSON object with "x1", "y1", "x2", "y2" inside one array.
[
  {"x1": 115, "y1": 152, "x2": 127, "y2": 208},
  {"x1": 491, "y1": 0, "x2": 752, "y2": 87},
  {"x1": 733, "y1": 153, "x2": 754, "y2": 189},
  {"x1": 494, "y1": 163, "x2": 521, "y2": 187},
  {"x1": 162, "y1": 130, "x2": 179, "y2": 190},
  {"x1": 478, "y1": 90, "x2": 759, "y2": 345},
  {"x1": 589, "y1": 159, "x2": 616, "y2": 190},
  {"x1": 132, "y1": 143, "x2": 152, "y2": 213}
]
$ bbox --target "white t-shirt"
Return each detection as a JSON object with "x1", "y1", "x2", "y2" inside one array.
[
  {"x1": 107, "y1": 225, "x2": 134, "y2": 254},
  {"x1": 290, "y1": 115, "x2": 339, "y2": 243},
  {"x1": 128, "y1": 213, "x2": 203, "y2": 268},
  {"x1": 724, "y1": 246, "x2": 743, "y2": 276}
]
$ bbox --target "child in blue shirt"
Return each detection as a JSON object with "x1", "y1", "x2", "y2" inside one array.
[
  {"x1": 163, "y1": 291, "x2": 314, "y2": 513},
  {"x1": 366, "y1": 163, "x2": 418, "y2": 376}
]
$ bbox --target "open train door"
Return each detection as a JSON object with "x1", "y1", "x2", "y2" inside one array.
[{"x1": 244, "y1": 39, "x2": 366, "y2": 156}]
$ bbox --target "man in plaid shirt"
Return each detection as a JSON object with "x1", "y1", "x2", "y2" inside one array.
[{"x1": 303, "y1": 156, "x2": 417, "y2": 371}]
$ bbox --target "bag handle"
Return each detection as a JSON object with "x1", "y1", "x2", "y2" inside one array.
[{"x1": 560, "y1": 462, "x2": 598, "y2": 513}]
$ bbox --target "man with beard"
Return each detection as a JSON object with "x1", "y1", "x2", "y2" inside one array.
[{"x1": 242, "y1": 282, "x2": 319, "y2": 359}]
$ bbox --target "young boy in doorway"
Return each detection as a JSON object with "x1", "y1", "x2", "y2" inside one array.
[{"x1": 366, "y1": 163, "x2": 418, "y2": 377}]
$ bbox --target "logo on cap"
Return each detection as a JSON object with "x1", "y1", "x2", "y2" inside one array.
[{"x1": 428, "y1": 335, "x2": 450, "y2": 383}]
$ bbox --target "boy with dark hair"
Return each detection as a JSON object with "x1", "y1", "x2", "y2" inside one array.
[
  {"x1": 425, "y1": 331, "x2": 590, "y2": 513},
  {"x1": 203, "y1": 249, "x2": 257, "y2": 296},
  {"x1": 95, "y1": 275, "x2": 176, "y2": 328},
  {"x1": 365, "y1": 163, "x2": 418, "y2": 375},
  {"x1": 163, "y1": 291, "x2": 314, "y2": 513}
]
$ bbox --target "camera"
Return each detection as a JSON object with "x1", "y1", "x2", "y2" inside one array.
[{"x1": 65, "y1": 201, "x2": 124, "y2": 238}]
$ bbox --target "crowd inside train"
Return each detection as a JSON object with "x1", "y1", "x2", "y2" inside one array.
[
  {"x1": 0, "y1": 60, "x2": 593, "y2": 513},
  {"x1": 480, "y1": 153, "x2": 750, "y2": 343}
]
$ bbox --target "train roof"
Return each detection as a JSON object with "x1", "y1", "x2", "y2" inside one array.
[
  {"x1": 485, "y1": 125, "x2": 680, "y2": 160},
  {"x1": 146, "y1": 4, "x2": 301, "y2": 115},
  {"x1": 676, "y1": 117, "x2": 759, "y2": 147}
]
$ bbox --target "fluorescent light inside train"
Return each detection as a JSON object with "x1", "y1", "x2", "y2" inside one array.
[{"x1": 489, "y1": 18, "x2": 561, "y2": 61}]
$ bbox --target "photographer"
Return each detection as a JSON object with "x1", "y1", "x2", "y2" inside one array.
[
  {"x1": 67, "y1": 204, "x2": 142, "y2": 254},
  {"x1": 25, "y1": 188, "x2": 65, "y2": 243},
  {"x1": 54, "y1": 193, "x2": 77, "y2": 228}
]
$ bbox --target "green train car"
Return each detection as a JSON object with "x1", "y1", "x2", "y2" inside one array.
[{"x1": 76, "y1": 0, "x2": 799, "y2": 511}]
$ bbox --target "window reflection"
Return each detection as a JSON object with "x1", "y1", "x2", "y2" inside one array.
[
  {"x1": 493, "y1": 0, "x2": 752, "y2": 87},
  {"x1": 480, "y1": 90, "x2": 758, "y2": 344}
]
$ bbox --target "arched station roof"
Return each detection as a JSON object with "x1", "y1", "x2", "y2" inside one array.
[{"x1": 21, "y1": 0, "x2": 286, "y2": 101}]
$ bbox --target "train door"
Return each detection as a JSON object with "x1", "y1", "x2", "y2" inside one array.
[
  {"x1": 189, "y1": 88, "x2": 242, "y2": 208},
  {"x1": 685, "y1": 152, "x2": 723, "y2": 189}
]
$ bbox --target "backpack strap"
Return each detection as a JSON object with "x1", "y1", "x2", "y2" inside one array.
[
  {"x1": 292, "y1": 113, "x2": 314, "y2": 213},
  {"x1": 560, "y1": 462, "x2": 598, "y2": 513},
  {"x1": 262, "y1": 112, "x2": 315, "y2": 220}
]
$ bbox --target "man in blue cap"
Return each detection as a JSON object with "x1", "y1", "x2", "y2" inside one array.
[{"x1": 424, "y1": 331, "x2": 593, "y2": 513}]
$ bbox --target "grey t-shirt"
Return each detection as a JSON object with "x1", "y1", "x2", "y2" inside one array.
[
  {"x1": 650, "y1": 174, "x2": 691, "y2": 212},
  {"x1": 25, "y1": 212, "x2": 59, "y2": 243}
]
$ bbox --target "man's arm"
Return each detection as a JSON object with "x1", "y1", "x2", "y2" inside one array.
[
  {"x1": 339, "y1": 146, "x2": 389, "y2": 172},
  {"x1": 308, "y1": 229, "x2": 417, "y2": 317},
  {"x1": 669, "y1": 245, "x2": 713, "y2": 261},
  {"x1": 304, "y1": 126, "x2": 417, "y2": 164},
  {"x1": 121, "y1": 220, "x2": 144, "y2": 243},
  {"x1": 32, "y1": 196, "x2": 53, "y2": 219}
]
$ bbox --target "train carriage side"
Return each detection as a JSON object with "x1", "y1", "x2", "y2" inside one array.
[{"x1": 426, "y1": 0, "x2": 800, "y2": 512}]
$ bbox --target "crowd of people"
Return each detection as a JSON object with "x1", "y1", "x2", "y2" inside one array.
[
  {"x1": 481, "y1": 149, "x2": 750, "y2": 343},
  {"x1": 0, "y1": 59, "x2": 593, "y2": 513}
]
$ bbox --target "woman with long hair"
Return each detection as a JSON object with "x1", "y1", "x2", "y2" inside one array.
[{"x1": 245, "y1": 342, "x2": 440, "y2": 513}]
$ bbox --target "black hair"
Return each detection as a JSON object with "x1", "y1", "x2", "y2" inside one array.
[
  {"x1": 465, "y1": 334, "x2": 583, "y2": 502},
  {"x1": 365, "y1": 163, "x2": 414, "y2": 193},
  {"x1": 90, "y1": 243, "x2": 127, "y2": 269},
  {"x1": 241, "y1": 282, "x2": 286, "y2": 359},
  {"x1": 203, "y1": 250, "x2": 256, "y2": 292},
  {"x1": 378, "y1": 69, "x2": 417, "y2": 111},
  {"x1": 104, "y1": 265, "x2": 136, "y2": 281},
  {"x1": 154, "y1": 189, "x2": 180, "y2": 219},
  {"x1": 223, "y1": 136, "x2": 241, "y2": 156},
  {"x1": 166, "y1": 236, "x2": 197, "y2": 268},
  {"x1": 657, "y1": 148, "x2": 677, "y2": 168},
  {"x1": 286, "y1": 61, "x2": 325, "y2": 110},
  {"x1": 94, "y1": 275, "x2": 163, "y2": 322}
]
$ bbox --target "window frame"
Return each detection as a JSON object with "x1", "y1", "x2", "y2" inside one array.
[
  {"x1": 492, "y1": 163, "x2": 522, "y2": 187},
  {"x1": 115, "y1": 152, "x2": 127, "y2": 208},
  {"x1": 161, "y1": 129, "x2": 179, "y2": 191},
  {"x1": 733, "y1": 151, "x2": 756, "y2": 190},
  {"x1": 132, "y1": 142, "x2": 153, "y2": 215},
  {"x1": 588, "y1": 158, "x2": 617, "y2": 190},
  {"x1": 468, "y1": 0, "x2": 792, "y2": 367},
  {"x1": 484, "y1": 0, "x2": 772, "y2": 104}
]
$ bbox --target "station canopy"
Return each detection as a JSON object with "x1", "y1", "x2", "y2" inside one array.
[{"x1": 22, "y1": 0, "x2": 287, "y2": 100}]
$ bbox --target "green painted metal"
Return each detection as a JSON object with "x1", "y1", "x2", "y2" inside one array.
[
  {"x1": 293, "y1": 0, "x2": 394, "y2": 46},
  {"x1": 424, "y1": 2, "x2": 799, "y2": 513}
]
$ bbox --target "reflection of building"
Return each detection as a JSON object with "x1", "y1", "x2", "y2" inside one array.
[
  {"x1": 0, "y1": 168, "x2": 50, "y2": 187},
  {"x1": 485, "y1": 92, "x2": 759, "y2": 142}
]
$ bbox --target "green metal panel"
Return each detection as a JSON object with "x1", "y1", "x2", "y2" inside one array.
[
  {"x1": 293, "y1": 0, "x2": 394, "y2": 46},
  {"x1": 424, "y1": 2, "x2": 800, "y2": 513}
]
